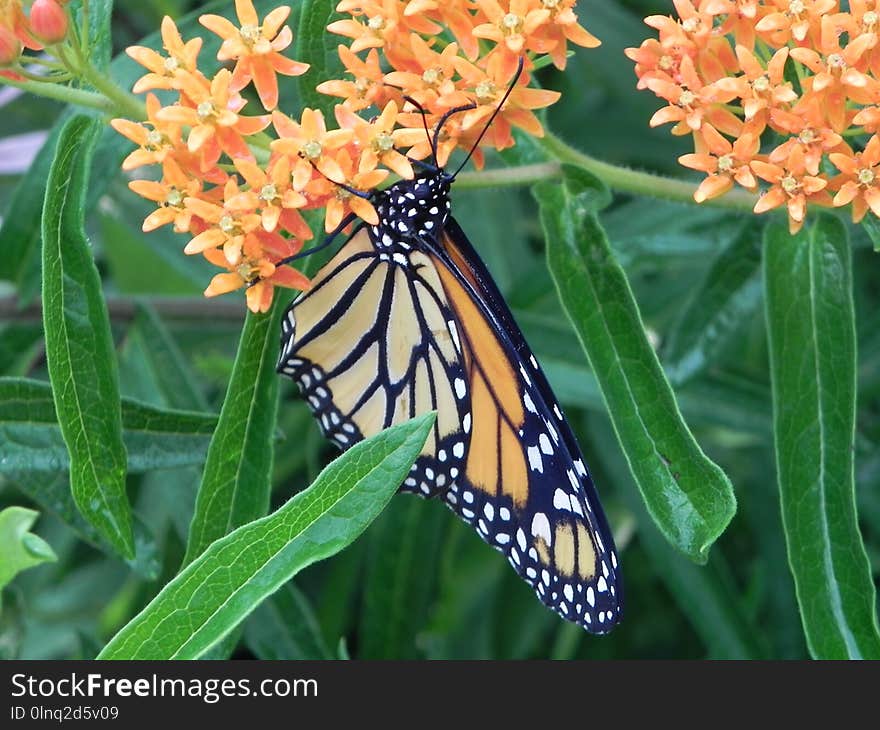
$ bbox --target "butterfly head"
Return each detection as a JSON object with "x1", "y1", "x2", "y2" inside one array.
[{"x1": 373, "y1": 171, "x2": 452, "y2": 244}]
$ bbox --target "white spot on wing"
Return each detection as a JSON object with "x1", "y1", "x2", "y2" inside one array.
[{"x1": 527, "y1": 446, "x2": 543, "y2": 473}]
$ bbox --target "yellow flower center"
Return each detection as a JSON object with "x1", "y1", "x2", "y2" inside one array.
[
  {"x1": 659, "y1": 55, "x2": 674, "y2": 71},
  {"x1": 197, "y1": 101, "x2": 217, "y2": 121},
  {"x1": 781, "y1": 175, "x2": 800, "y2": 194},
  {"x1": 502, "y1": 13, "x2": 523, "y2": 32},
  {"x1": 678, "y1": 89, "x2": 696, "y2": 106},
  {"x1": 798, "y1": 128, "x2": 817, "y2": 144},
  {"x1": 542, "y1": 0, "x2": 560, "y2": 8},
  {"x1": 302, "y1": 140, "x2": 323, "y2": 159},
  {"x1": 476, "y1": 80, "x2": 498, "y2": 104},
  {"x1": 163, "y1": 56, "x2": 179, "y2": 74},
  {"x1": 354, "y1": 77, "x2": 371, "y2": 94},
  {"x1": 239, "y1": 24, "x2": 262, "y2": 45},
  {"x1": 864, "y1": 11, "x2": 878, "y2": 29},
  {"x1": 422, "y1": 67, "x2": 442, "y2": 86},
  {"x1": 858, "y1": 167, "x2": 875, "y2": 185},
  {"x1": 336, "y1": 186, "x2": 352, "y2": 201},
  {"x1": 367, "y1": 15, "x2": 385, "y2": 31},
  {"x1": 828, "y1": 53, "x2": 846, "y2": 69},
  {"x1": 752, "y1": 76, "x2": 770, "y2": 93},
  {"x1": 219, "y1": 215, "x2": 237, "y2": 233},
  {"x1": 681, "y1": 18, "x2": 700, "y2": 33},
  {"x1": 374, "y1": 132, "x2": 394, "y2": 153},
  {"x1": 145, "y1": 129, "x2": 165, "y2": 149},
  {"x1": 165, "y1": 188, "x2": 183, "y2": 207},
  {"x1": 717, "y1": 154, "x2": 734, "y2": 173},
  {"x1": 788, "y1": 0, "x2": 805, "y2": 15},
  {"x1": 259, "y1": 183, "x2": 278, "y2": 202}
]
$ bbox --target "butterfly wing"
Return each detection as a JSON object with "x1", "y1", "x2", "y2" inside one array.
[
  {"x1": 277, "y1": 218, "x2": 622, "y2": 633},
  {"x1": 277, "y1": 227, "x2": 472, "y2": 498},
  {"x1": 421, "y1": 218, "x2": 623, "y2": 633}
]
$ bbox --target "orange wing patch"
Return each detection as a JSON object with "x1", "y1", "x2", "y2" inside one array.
[{"x1": 433, "y1": 248, "x2": 528, "y2": 507}]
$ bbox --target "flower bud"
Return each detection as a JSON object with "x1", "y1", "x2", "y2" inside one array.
[
  {"x1": 0, "y1": 26, "x2": 22, "y2": 66},
  {"x1": 29, "y1": 0, "x2": 69, "y2": 45}
]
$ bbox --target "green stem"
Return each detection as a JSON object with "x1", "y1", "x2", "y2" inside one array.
[
  {"x1": 0, "y1": 75, "x2": 117, "y2": 113},
  {"x1": 455, "y1": 162, "x2": 562, "y2": 190},
  {"x1": 76, "y1": 64, "x2": 146, "y2": 121},
  {"x1": 542, "y1": 132, "x2": 758, "y2": 212}
]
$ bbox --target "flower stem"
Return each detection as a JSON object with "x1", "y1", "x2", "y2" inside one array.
[
  {"x1": 541, "y1": 132, "x2": 758, "y2": 212},
  {"x1": 0, "y1": 75, "x2": 117, "y2": 113},
  {"x1": 78, "y1": 64, "x2": 146, "y2": 121}
]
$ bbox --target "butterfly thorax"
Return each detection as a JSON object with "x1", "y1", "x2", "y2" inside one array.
[{"x1": 369, "y1": 173, "x2": 452, "y2": 250}]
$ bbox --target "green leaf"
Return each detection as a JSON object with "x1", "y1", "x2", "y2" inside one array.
[
  {"x1": 98, "y1": 413, "x2": 436, "y2": 660},
  {"x1": 663, "y1": 220, "x2": 764, "y2": 385},
  {"x1": 296, "y1": 0, "x2": 345, "y2": 120},
  {"x1": 0, "y1": 377, "x2": 216, "y2": 474},
  {"x1": 182, "y1": 295, "x2": 286, "y2": 566},
  {"x1": 0, "y1": 507, "x2": 57, "y2": 590},
  {"x1": 763, "y1": 216, "x2": 880, "y2": 659},
  {"x1": 358, "y1": 498, "x2": 447, "y2": 658},
  {"x1": 244, "y1": 584, "x2": 331, "y2": 660},
  {"x1": 860, "y1": 214, "x2": 880, "y2": 252},
  {"x1": 535, "y1": 173, "x2": 736, "y2": 563},
  {"x1": 41, "y1": 116, "x2": 134, "y2": 559},
  {"x1": 129, "y1": 304, "x2": 208, "y2": 412}
]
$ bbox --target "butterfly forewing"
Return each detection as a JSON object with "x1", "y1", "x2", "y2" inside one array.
[{"x1": 279, "y1": 227, "x2": 471, "y2": 498}]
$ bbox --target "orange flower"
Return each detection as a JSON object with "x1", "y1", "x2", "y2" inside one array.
[
  {"x1": 316, "y1": 46, "x2": 389, "y2": 111},
  {"x1": 127, "y1": 16, "x2": 203, "y2": 93},
  {"x1": 128, "y1": 159, "x2": 202, "y2": 233},
  {"x1": 383, "y1": 35, "x2": 469, "y2": 110},
  {"x1": 751, "y1": 146, "x2": 832, "y2": 233},
  {"x1": 789, "y1": 17, "x2": 877, "y2": 132},
  {"x1": 712, "y1": 46, "x2": 796, "y2": 125},
  {"x1": 227, "y1": 156, "x2": 312, "y2": 237},
  {"x1": 768, "y1": 106, "x2": 843, "y2": 175},
  {"x1": 156, "y1": 69, "x2": 270, "y2": 166},
  {"x1": 336, "y1": 100, "x2": 415, "y2": 178},
  {"x1": 111, "y1": 94, "x2": 183, "y2": 170},
  {"x1": 271, "y1": 108, "x2": 355, "y2": 189},
  {"x1": 184, "y1": 176, "x2": 264, "y2": 263},
  {"x1": 829, "y1": 136, "x2": 880, "y2": 222},
  {"x1": 199, "y1": 0, "x2": 309, "y2": 110},
  {"x1": 473, "y1": 0, "x2": 551, "y2": 77},
  {"x1": 318, "y1": 148, "x2": 388, "y2": 231},
  {"x1": 644, "y1": 55, "x2": 742, "y2": 137},
  {"x1": 532, "y1": 0, "x2": 600, "y2": 70},
  {"x1": 679, "y1": 125, "x2": 759, "y2": 201},
  {"x1": 755, "y1": 0, "x2": 836, "y2": 45}
]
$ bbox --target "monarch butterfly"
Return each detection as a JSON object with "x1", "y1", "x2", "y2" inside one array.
[{"x1": 275, "y1": 66, "x2": 623, "y2": 633}]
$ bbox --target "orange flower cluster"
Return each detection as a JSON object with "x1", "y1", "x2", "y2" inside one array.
[
  {"x1": 116, "y1": 0, "x2": 601, "y2": 311},
  {"x1": 322, "y1": 0, "x2": 599, "y2": 165},
  {"x1": 627, "y1": 0, "x2": 880, "y2": 232}
]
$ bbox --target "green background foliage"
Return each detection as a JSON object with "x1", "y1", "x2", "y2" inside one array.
[{"x1": 1, "y1": 0, "x2": 878, "y2": 659}]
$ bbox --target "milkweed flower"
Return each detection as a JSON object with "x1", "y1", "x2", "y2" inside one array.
[
  {"x1": 628, "y1": 0, "x2": 880, "y2": 231},
  {"x1": 112, "y1": 0, "x2": 602, "y2": 311}
]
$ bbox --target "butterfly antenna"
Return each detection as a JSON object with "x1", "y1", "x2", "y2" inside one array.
[
  {"x1": 403, "y1": 95, "x2": 439, "y2": 167},
  {"x1": 451, "y1": 55, "x2": 525, "y2": 179}
]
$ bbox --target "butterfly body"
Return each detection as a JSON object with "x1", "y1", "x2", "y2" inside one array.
[{"x1": 277, "y1": 166, "x2": 623, "y2": 633}]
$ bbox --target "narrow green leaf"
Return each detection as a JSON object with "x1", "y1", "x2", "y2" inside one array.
[
  {"x1": 358, "y1": 498, "x2": 447, "y2": 658},
  {"x1": 296, "y1": 0, "x2": 345, "y2": 120},
  {"x1": 663, "y1": 221, "x2": 764, "y2": 385},
  {"x1": 41, "y1": 116, "x2": 133, "y2": 559},
  {"x1": 98, "y1": 413, "x2": 435, "y2": 660},
  {"x1": 535, "y1": 173, "x2": 736, "y2": 563},
  {"x1": 244, "y1": 584, "x2": 331, "y2": 660},
  {"x1": 82, "y1": 0, "x2": 114, "y2": 71},
  {"x1": 0, "y1": 377, "x2": 216, "y2": 474},
  {"x1": 763, "y1": 216, "x2": 880, "y2": 659},
  {"x1": 0, "y1": 507, "x2": 57, "y2": 590},
  {"x1": 860, "y1": 215, "x2": 880, "y2": 252},
  {"x1": 182, "y1": 295, "x2": 286, "y2": 566},
  {"x1": 130, "y1": 304, "x2": 208, "y2": 412}
]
